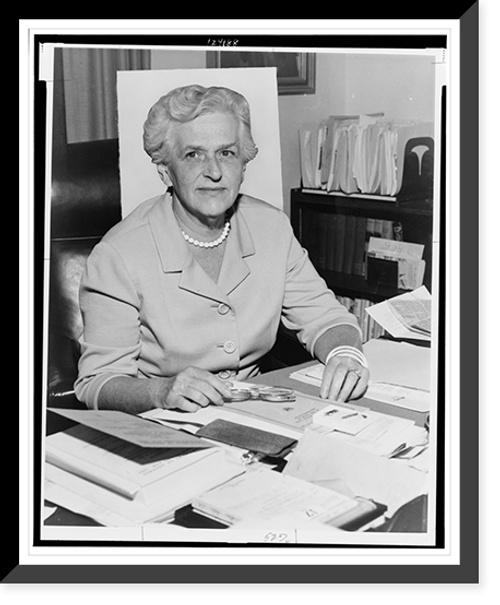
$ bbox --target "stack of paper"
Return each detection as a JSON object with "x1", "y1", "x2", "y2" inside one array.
[
  {"x1": 289, "y1": 336, "x2": 431, "y2": 413},
  {"x1": 367, "y1": 237, "x2": 426, "y2": 290},
  {"x1": 44, "y1": 409, "x2": 244, "y2": 526},
  {"x1": 300, "y1": 117, "x2": 433, "y2": 197},
  {"x1": 192, "y1": 466, "x2": 386, "y2": 531},
  {"x1": 312, "y1": 404, "x2": 428, "y2": 459},
  {"x1": 283, "y1": 430, "x2": 428, "y2": 517}
]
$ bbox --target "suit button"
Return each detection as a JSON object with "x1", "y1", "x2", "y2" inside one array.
[
  {"x1": 218, "y1": 303, "x2": 230, "y2": 315},
  {"x1": 223, "y1": 341, "x2": 236, "y2": 354}
]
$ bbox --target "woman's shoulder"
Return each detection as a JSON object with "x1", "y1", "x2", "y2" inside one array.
[
  {"x1": 236, "y1": 194, "x2": 286, "y2": 219},
  {"x1": 101, "y1": 195, "x2": 163, "y2": 244},
  {"x1": 235, "y1": 195, "x2": 293, "y2": 245}
]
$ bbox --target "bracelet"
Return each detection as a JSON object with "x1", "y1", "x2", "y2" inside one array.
[{"x1": 325, "y1": 346, "x2": 368, "y2": 368}]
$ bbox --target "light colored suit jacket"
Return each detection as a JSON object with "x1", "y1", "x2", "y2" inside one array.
[{"x1": 75, "y1": 193, "x2": 361, "y2": 409}]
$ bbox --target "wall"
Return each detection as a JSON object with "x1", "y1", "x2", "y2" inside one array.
[
  {"x1": 344, "y1": 53, "x2": 436, "y2": 122},
  {"x1": 150, "y1": 50, "x2": 347, "y2": 216},
  {"x1": 150, "y1": 49, "x2": 436, "y2": 216}
]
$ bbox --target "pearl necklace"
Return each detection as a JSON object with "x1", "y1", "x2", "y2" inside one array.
[{"x1": 181, "y1": 220, "x2": 231, "y2": 248}]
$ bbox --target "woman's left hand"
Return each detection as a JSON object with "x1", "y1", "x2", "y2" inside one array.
[{"x1": 320, "y1": 355, "x2": 369, "y2": 402}]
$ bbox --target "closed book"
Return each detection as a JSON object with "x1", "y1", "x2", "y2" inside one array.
[
  {"x1": 196, "y1": 419, "x2": 297, "y2": 459},
  {"x1": 342, "y1": 214, "x2": 357, "y2": 274},
  {"x1": 317, "y1": 210, "x2": 329, "y2": 270},
  {"x1": 352, "y1": 216, "x2": 367, "y2": 276},
  {"x1": 363, "y1": 218, "x2": 376, "y2": 276},
  {"x1": 333, "y1": 213, "x2": 347, "y2": 272},
  {"x1": 381, "y1": 220, "x2": 394, "y2": 240},
  {"x1": 324, "y1": 213, "x2": 337, "y2": 271},
  {"x1": 302, "y1": 208, "x2": 320, "y2": 268}
]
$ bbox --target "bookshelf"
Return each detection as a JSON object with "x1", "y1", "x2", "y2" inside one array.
[{"x1": 291, "y1": 188, "x2": 433, "y2": 304}]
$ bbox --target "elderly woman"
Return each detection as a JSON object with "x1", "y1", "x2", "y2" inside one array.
[{"x1": 75, "y1": 84, "x2": 369, "y2": 414}]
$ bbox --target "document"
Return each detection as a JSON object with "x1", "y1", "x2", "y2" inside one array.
[
  {"x1": 312, "y1": 404, "x2": 381, "y2": 436},
  {"x1": 141, "y1": 405, "x2": 303, "y2": 440},
  {"x1": 290, "y1": 338, "x2": 431, "y2": 412},
  {"x1": 284, "y1": 430, "x2": 428, "y2": 516},
  {"x1": 228, "y1": 391, "x2": 368, "y2": 432},
  {"x1": 366, "y1": 286, "x2": 432, "y2": 341},
  {"x1": 362, "y1": 338, "x2": 431, "y2": 392},
  {"x1": 191, "y1": 466, "x2": 384, "y2": 530}
]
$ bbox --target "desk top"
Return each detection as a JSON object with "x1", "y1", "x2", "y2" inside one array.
[
  {"x1": 43, "y1": 355, "x2": 431, "y2": 534},
  {"x1": 257, "y1": 362, "x2": 429, "y2": 428}
]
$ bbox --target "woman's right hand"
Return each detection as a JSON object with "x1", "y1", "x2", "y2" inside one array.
[{"x1": 156, "y1": 367, "x2": 233, "y2": 413}]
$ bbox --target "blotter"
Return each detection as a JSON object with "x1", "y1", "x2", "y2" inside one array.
[{"x1": 197, "y1": 419, "x2": 297, "y2": 458}]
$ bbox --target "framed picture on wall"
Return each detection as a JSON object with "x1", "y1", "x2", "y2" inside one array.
[{"x1": 206, "y1": 50, "x2": 316, "y2": 95}]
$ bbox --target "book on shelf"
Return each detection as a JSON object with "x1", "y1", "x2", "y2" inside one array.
[
  {"x1": 310, "y1": 211, "x2": 406, "y2": 279},
  {"x1": 317, "y1": 209, "x2": 329, "y2": 270},
  {"x1": 342, "y1": 214, "x2": 357, "y2": 274},
  {"x1": 191, "y1": 467, "x2": 387, "y2": 531},
  {"x1": 324, "y1": 213, "x2": 337, "y2": 271},
  {"x1": 333, "y1": 213, "x2": 346, "y2": 272},
  {"x1": 352, "y1": 215, "x2": 367, "y2": 276}
]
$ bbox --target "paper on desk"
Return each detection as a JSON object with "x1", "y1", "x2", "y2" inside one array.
[
  {"x1": 363, "y1": 338, "x2": 431, "y2": 392},
  {"x1": 44, "y1": 478, "x2": 140, "y2": 527},
  {"x1": 44, "y1": 457, "x2": 244, "y2": 526},
  {"x1": 284, "y1": 429, "x2": 428, "y2": 517},
  {"x1": 141, "y1": 405, "x2": 303, "y2": 440},
  {"x1": 51, "y1": 408, "x2": 211, "y2": 449},
  {"x1": 364, "y1": 382, "x2": 430, "y2": 413},
  {"x1": 326, "y1": 417, "x2": 428, "y2": 458},
  {"x1": 366, "y1": 286, "x2": 432, "y2": 341},
  {"x1": 228, "y1": 391, "x2": 368, "y2": 432},
  {"x1": 312, "y1": 404, "x2": 378, "y2": 436},
  {"x1": 289, "y1": 353, "x2": 430, "y2": 413}
]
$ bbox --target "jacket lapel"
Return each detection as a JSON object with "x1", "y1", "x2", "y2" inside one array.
[
  {"x1": 217, "y1": 205, "x2": 255, "y2": 296},
  {"x1": 148, "y1": 193, "x2": 255, "y2": 303}
]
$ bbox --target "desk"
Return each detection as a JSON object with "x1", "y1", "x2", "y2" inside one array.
[
  {"x1": 258, "y1": 361, "x2": 429, "y2": 428},
  {"x1": 43, "y1": 356, "x2": 430, "y2": 534}
]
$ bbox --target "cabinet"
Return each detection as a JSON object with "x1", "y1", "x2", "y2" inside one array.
[{"x1": 290, "y1": 188, "x2": 434, "y2": 304}]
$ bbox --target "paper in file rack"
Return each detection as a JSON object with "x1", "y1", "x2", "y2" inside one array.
[{"x1": 366, "y1": 237, "x2": 426, "y2": 291}]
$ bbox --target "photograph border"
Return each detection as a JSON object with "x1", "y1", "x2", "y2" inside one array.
[{"x1": 11, "y1": 9, "x2": 478, "y2": 584}]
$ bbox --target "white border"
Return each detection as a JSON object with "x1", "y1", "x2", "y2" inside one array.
[{"x1": 19, "y1": 20, "x2": 460, "y2": 565}]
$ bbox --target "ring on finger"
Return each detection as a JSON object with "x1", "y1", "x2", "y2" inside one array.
[{"x1": 348, "y1": 367, "x2": 363, "y2": 379}]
